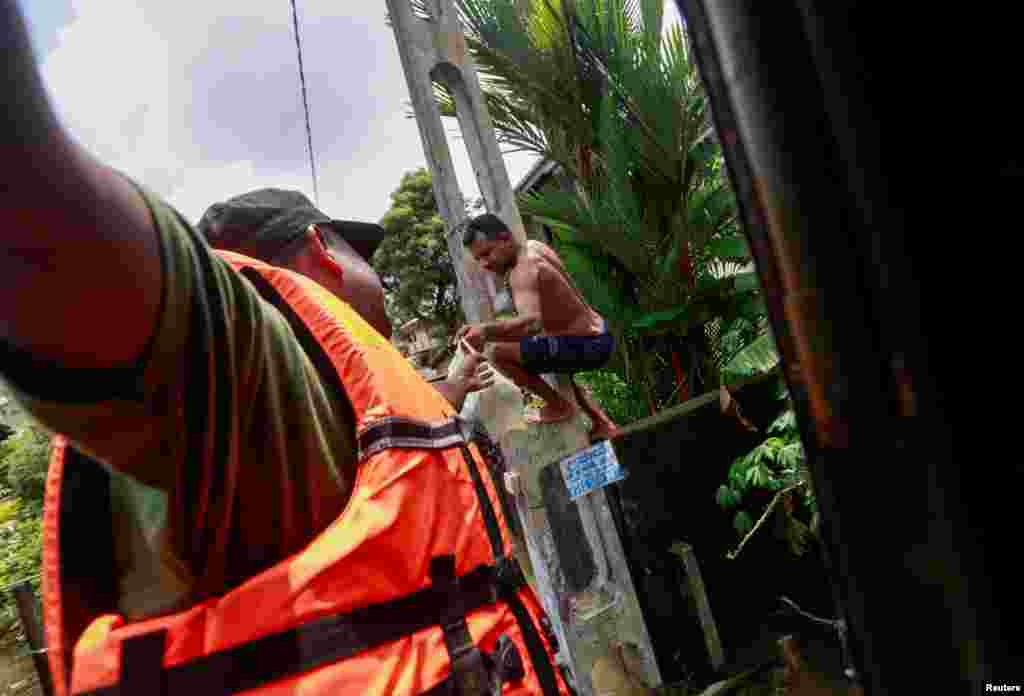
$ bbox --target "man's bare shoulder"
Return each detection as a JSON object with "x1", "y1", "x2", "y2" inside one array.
[
  {"x1": 525, "y1": 238, "x2": 555, "y2": 254},
  {"x1": 508, "y1": 255, "x2": 539, "y2": 289},
  {"x1": 526, "y1": 239, "x2": 568, "y2": 270},
  {"x1": 504, "y1": 243, "x2": 539, "y2": 289}
]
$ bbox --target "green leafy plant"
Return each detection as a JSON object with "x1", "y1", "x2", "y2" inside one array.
[
  {"x1": 721, "y1": 332, "x2": 780, "y2": 383},
  {"x1": 1, "y1": 426, "x2": 50, "y2": 630},
  {"x1": 0, "y1": 516, "x2": 43, "y2": 630},
  {"x1": 0, "y1": 499, "x2": 18, "y2": 526},
  {"x1": 445, "y1": 0, "x2": 768, "y2": 410},
  {"x1": 3, "y1": 427, "x2": 49, "y2": 512},
  {"x1": 716, "y1": 389, "x2": 815, "y2": 558},
  {"x1": 574, "y1": 368, "x2": 649, "y2": 427}
]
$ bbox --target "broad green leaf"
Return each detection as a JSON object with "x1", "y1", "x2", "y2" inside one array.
[
  {"x1": 729, "y1": 452, "x2": 753, "y2": 477},
  {"x1": 631, "y1": 305, "x2": 687, "y2": 329},
  {"x1": 738, "y1": 293, "x2": 768, "y2": 321},
  {"x1": 708, "y1": 236, "x2": 750, "y2": 259},
  {"x1": 779, "y1": 442, "x2": 805, "y2": 469},
  {"x1": 734, "y1": 510, "x2": 754, "y2": 536},
  {"x1": 0, "y1": 499, "x2": 19, "y2": 525},
  {"x1": 745, "y1": 465, "x2": 760, "y2": 485},
  {"x1": 723, "y1": 332, "x2": 779, "y2": 379},
  {"x1": 728, "y1": 469, "x2": 748, "y2": 491},
  {"x1": 733, "y1": 271, "x2": 761, "y2": 293},
  {"x1": 768, "y1": 409, "x2": 797, "y2": 435},
  {"x1": 716, "y1": 485, "x2": 738, "y2": 509}
]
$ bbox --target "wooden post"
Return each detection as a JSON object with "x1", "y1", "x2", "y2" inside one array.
[
  {"x1": 669, "y1": 542, "x2": 725, "y2": 671},
  {"x1": 12, "y1": 581, "x2": 53, "y2": 696}
]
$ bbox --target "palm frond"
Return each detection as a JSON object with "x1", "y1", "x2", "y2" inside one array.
[
  {"x1": 557, "y1": 239, "x2": 635, "y2": 324},
  {"x1": 519, "y1": 180, "x2": 652, "y2": 277},
  {"x1": 410, "y1": 0, "x2": 433, "y2": 20},
  {"x1": 634, "y1": 0, "x2": 664, "y2": 59},
  {"x1": 722, "y1": 332, "x2": 780, "y2": 380},
  {"x1": 443, "y1": 0, "x2": 750, "y2": 395}
]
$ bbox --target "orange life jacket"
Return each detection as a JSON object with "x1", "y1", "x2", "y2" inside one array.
[{"x1": 42, "y1": 251, "x2": 569, "y2": 696}]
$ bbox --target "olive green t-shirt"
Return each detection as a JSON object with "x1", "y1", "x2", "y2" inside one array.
[{"x1": 0, "y1": 184, "x2": 358, "y2": 619}]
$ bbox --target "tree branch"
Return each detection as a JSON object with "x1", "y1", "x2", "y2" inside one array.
[{"x1": 726, "y1": 483, "x2": 803, "y2": 560}]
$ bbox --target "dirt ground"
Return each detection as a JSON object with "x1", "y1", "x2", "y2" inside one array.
[{"x1": 0, "y1": 628, "x2": 43, "y2": 696}]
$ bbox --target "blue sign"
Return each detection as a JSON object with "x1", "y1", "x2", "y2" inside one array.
[{"x1": 560, "y1": 440, "x2": 627, "y2": 500}]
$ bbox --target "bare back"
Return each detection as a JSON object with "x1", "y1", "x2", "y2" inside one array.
[{"x1": 509, "y1": 240, "x2": 606, "y2": 336}]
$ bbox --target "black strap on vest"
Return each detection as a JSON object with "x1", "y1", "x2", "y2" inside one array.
[
  {"x1": 466, "y1": 423, "x2": 523, "y2": 543},
  {"x1": 119, "y1": 629, "x2": 167, "y2": 696},
  {"x1": 432, "y1": 556, "x2": 491, "y2": 695},
  {"x1": 359, "y1": 421, "x2": 561, "y2": 696},
  {"x1": 457, "y1": 444, "x2": 562, "y2": 696},
  {"x1": 79, "y1": 559, "x2": 528, "y2": 696},
  {"x1": 80, "y1": 414, "x2": 562, "y2": 696},
  {"x1": 459, "y1": 444, "x2": 505, "y2": 558}
]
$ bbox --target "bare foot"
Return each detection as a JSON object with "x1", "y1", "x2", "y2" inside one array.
[
  {"x1": 572, "y1": 380, "x2": 620, "y2": 441},
  {"x1": 589, "y1": 424, "x2": 620, "y2": 442},
  {"x1": 526, "y1": 399, "x2": 578, "y2": 424}
]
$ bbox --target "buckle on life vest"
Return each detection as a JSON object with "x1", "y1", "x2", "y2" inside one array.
[
  {"x1": 432, "y1": 556, "x2": 530, "y2": 696},
  {"x1": 482, "y1": 635, "x2": 526, "y2": 695},
  {"x1": 539, "y1": 614, "x2": 560, "y2": 653},
  {"x1": 493, "y1": 556, "x2": 525, "y2": 600}
]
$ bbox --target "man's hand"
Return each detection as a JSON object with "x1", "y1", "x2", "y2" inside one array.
[
  {"x1": 457, "y1": 324, "x2": 486, "y2": 351},
  {"x1": 455, "y1": 339, "x2": 494, "y2": 394},
  {"x1": 432, "y1": 339, "x2": 494, "y2": 411}
]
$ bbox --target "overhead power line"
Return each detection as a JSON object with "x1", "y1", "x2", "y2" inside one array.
[{"x1": 289, "y1": 0, "x2": 320, "y2": 205}]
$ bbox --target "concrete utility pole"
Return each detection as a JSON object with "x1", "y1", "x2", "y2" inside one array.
[
  {"x1": 387, "y1": 3, "x2": 661, "y2": 694},
  {"x1": 385, "y1": 0, "x2": 528, "y2": 324}
]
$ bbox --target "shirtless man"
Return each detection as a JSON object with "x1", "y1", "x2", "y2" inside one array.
[{"x1": 457, "y1": 213, "x2": 619, "y2": 441}]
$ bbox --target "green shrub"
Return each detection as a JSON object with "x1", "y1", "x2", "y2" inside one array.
[
  {"x1": 0, "y1": 515, "x2": 44, "y2": 629},
  {"x1": 0, "y1": 426, "x2": 50, "y2": 631},
  {"x1": 0, "y1": 499, "x2": 18, "y2": 525},
  {"x1": 3, "y1": 428, "x2": 50, "y2": 509},
  {"x1": 715, "y1": 389, "x2": 816, "y2": 556},
  {"x1": 575, "y1": 369, "x2": 649, "y2": 427}
]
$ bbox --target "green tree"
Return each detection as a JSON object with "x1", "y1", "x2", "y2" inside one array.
[
  {"x1": 1, "y1": 426, "x2": 49, "y2": 630},
  {"x1": 444, "y1": 0, "x2": 767, "y2": 412},
  {"x1": 374, "y1": 169, "x2": 463, "y2": 341}
]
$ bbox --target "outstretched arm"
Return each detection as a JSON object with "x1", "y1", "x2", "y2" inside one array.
[
  {"x1": 434, "y1": 339, "x2": 495, "y2": 411},
  {"x1": 458, "y1": 261, "x2": 543, "y2": 347},
  {"x1": 1, "y1": 1, "x2": 162, "y2": 372}
]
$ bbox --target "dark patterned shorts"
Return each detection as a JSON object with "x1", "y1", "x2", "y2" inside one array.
[{"x1": 519, "y1": 330, "x2": 615, "y2": 375}]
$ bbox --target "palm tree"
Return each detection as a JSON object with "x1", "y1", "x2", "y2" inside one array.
[{"x1": 443, "y1": 0, "x2": 768, "y2": 409}]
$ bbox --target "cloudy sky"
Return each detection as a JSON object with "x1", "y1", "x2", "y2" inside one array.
[
  {"x1": 23, "y1": 1, "x2": 681, "y2": 226},
  {"x1": 21, "y1": 0, "x2": 540, "y2": 225}
]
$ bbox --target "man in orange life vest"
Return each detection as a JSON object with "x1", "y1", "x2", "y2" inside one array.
[{"x1": 1, "y1": 3, "x2": 569, "y2": 695}]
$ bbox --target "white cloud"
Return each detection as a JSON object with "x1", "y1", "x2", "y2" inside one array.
[
  {"x1": 39, "y1": 0, "x2": 537, "y2": 226},
  {"x1": 164, "y1": 160, "x2": 310, "y2": 224}
]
